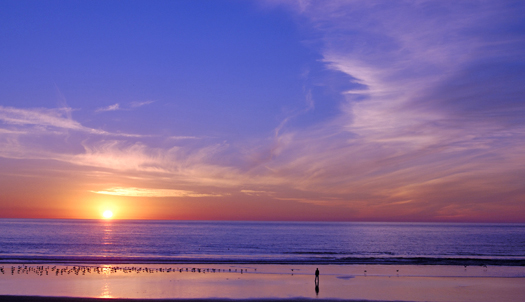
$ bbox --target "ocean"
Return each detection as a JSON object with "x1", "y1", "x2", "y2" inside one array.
[{"x1": 0, "y1": 219, "x2": 524, "y2": 265}]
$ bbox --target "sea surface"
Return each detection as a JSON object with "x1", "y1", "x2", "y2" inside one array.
[{"x1": 0, "y1": 219, "x2": 524, "y2": 265}]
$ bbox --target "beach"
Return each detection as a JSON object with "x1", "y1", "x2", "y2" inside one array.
[
  {"x1": 1, "y1": 264, "x2": 524, "y2": 301},
  {"x1": 1, "y1": 221, "x2": 524, "y2": 301}
]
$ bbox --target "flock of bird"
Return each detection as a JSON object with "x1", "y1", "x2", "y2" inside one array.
[
  {"x1": 0, "y1": 264, "x2": 489, "y2": 278},
  {"x1": 0, "y1": 265, "x2": 256, "y2": 276}
]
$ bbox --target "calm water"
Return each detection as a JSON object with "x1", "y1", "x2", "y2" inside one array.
[{"x1": 0, "y1": 219, "x2": 524, "y2": 265}]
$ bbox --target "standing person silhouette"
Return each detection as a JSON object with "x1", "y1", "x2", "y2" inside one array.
[{"x1": 315, "y1": 268, "x2": 320, "y2": 296}]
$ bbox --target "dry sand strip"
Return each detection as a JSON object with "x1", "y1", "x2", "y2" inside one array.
[{"x1": 0, "y1": 297, "x2": 401, "y2": 302}]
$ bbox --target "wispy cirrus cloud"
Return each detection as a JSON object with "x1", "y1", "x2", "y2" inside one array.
[
  {"x1": 241, "y1": 190, "x2": 274, "y2": 196},
  {"x1": 130, "y1": 100, "x2": 154, "y2": 108},
  {"x1": 92, "y1": 187, "x2": 220, "y2": 197},
  {"x1": 0, "y1": 106, "x2": 95, "y2": 132},
  {"x1": 297, "y1": 0, "x2": 525, "y2": 134},
  {"x1": 167, "y1": 136, "x2": 200, "y2": 140},
  {"x1": 244, "y1": 0, "x2": 525, "y2": 219},
  {"x1": 96, "y1": 101, "x2": 155, "y2": 113},
  {"x1": 0, "y1": 106, "x2": 145, "y2": 138},
  {"x1": 95, "y1": 103, "x2": 120, "y2": 112}
]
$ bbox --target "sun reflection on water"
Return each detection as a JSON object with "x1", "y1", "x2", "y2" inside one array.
[
  {"x1": 100, "y1": 281, "x2": 112, "y2": 298},
  {"x1": 103, "y1": 223, "x2": 112, "y2": 244},
  {"x1": 100, "y1": 265, "x2": 112, "y2": 298},
  {"x1": 101, "y1": 221, "x2": 114, "y2": 256}
]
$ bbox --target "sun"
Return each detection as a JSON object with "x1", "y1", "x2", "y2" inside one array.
[{"x1": 102, "y1": 210, "x2": 113, "y2": 219}]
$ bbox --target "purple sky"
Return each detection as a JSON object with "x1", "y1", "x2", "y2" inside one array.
[{"x1": 1, "y1": 0, "x2": 524, "y2": 221}]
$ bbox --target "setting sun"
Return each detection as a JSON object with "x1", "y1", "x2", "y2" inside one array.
[{"x1": 102, "y1": 210, "x2": 113, "y2": 219}]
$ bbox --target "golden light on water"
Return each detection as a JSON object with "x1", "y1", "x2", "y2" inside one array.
[{"x1": 102, "y1": 210, "x2": 113, "y2": 219}]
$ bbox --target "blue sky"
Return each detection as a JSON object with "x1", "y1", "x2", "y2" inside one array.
[
  {"x1": 1, "y1": 0, "x2": 524, "y2": 221},
  {"x1": 1, "y1": 1, "x2": 326, "y2": 137}
]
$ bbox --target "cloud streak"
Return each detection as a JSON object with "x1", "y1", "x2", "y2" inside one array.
[
  {"x1": 0, "y1": 106, "x2": 146, "y2": 138},
  {"x1": 96, "y1": 101, "x2": 155, "y2": 112},
  {"x1": 130, "y1": 100, "x2": 154, "y2": 108},
  {"x1": 92, "y1": 187, "x2": 220, "y2": 197},
  {"x1": 96, "y1": 103, "x2": 120, "y2": 112},
  {"x1": 0, "y1": 106, "x2": 96, "y2": 132}
]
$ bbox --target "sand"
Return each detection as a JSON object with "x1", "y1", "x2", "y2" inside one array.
[{"x1": 1, "y1": 264, "x2": 524, "y2": 301}]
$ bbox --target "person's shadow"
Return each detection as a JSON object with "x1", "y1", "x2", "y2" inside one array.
[{"x1": 314, "y1": 268, "x2": 320, "y2": 297}]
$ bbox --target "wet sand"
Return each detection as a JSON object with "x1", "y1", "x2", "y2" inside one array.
[
  {"x1": 1, "y1": 264, "x2": 524, "y2": 301},
  {"x1": 0, "y1": 298, "x2": 374, "y2": 302}
]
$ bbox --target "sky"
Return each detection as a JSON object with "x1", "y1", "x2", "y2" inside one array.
[{"x1": 1, "y1": 0, "x2": 524, "y2": 222}]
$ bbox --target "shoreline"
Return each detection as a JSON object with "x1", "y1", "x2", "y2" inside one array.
[
  {"x1": 1, "y1": 297, "x2": 384, "y2": 302},
  {"x1": 1, "y1": 257, "x2": 524, "y2": 266},
  {"x1": 0, "y1": 297, "x2": 388, "y2": 302}
]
